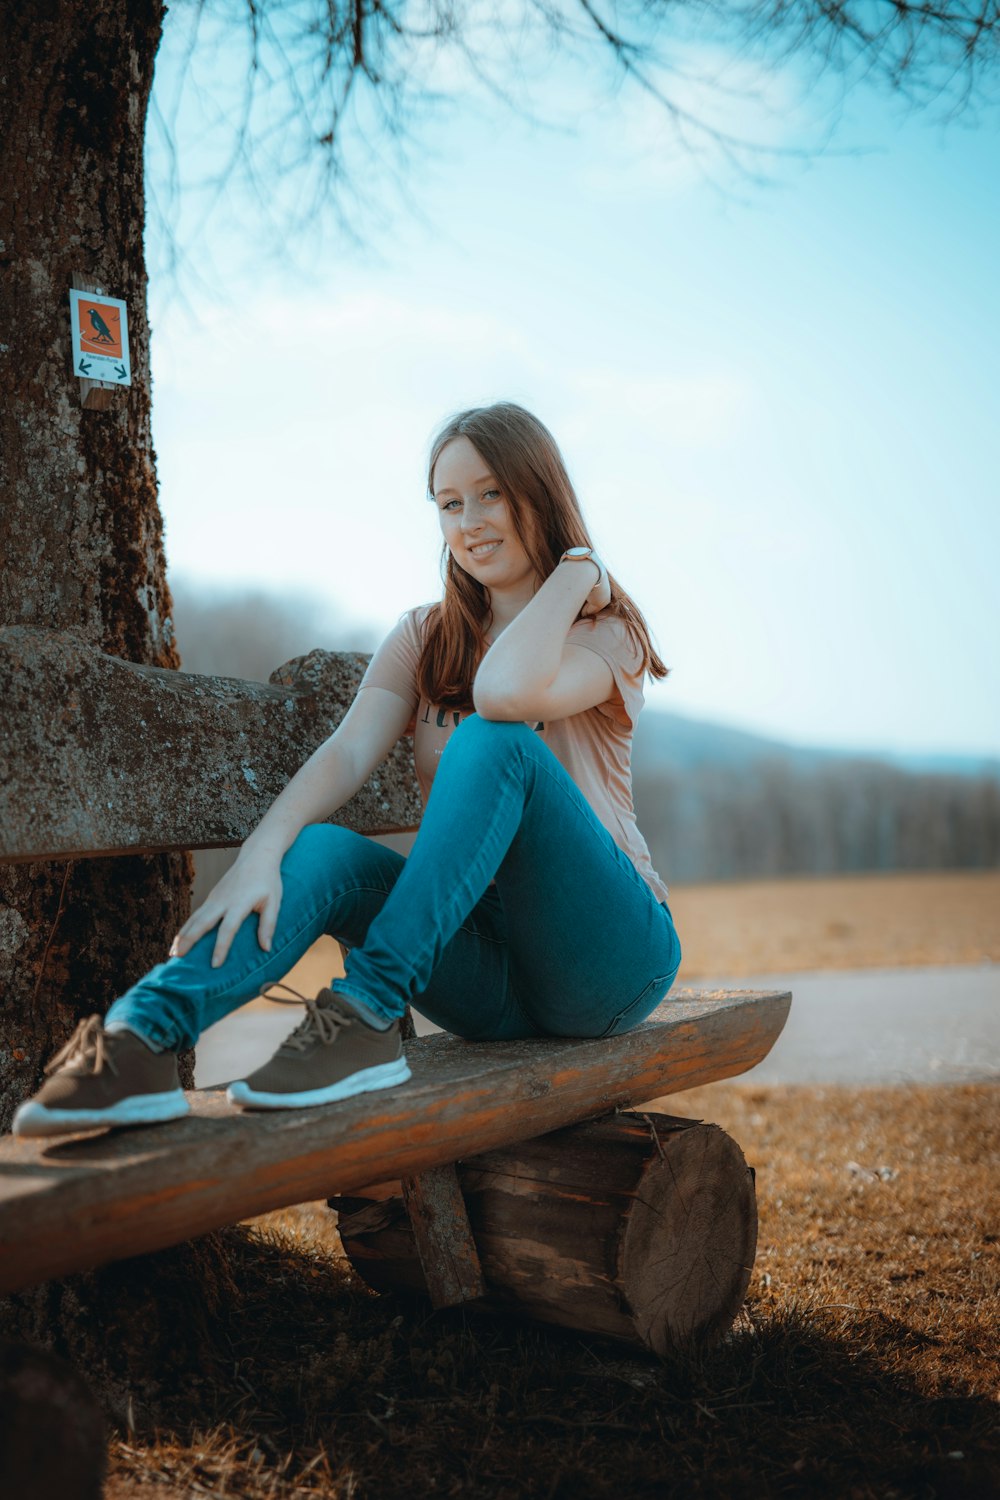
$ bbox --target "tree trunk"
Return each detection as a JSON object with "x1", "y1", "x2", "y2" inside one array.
[
  {"x1": 333, "y1": 1111, "x2": 759, "y2": 1356},
  {"x1": 0, "y1": 1, "x2": 193, "y2": 1130}
]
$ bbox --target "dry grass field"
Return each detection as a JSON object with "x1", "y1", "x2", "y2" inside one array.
[
  {"x1": 668, "y1": 869, "x2": 1000, "y2": 977},
  {"x1": 98, "y1": 1075, "x2": 998, "y2": 1500},
  {"x1": 4, "y1": 871, "x2": 997, "y2": 1498}
]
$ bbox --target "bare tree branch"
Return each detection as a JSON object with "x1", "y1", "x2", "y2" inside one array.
[{"x1": 149, "y1": 0, "x2": 998, "y2": 283}]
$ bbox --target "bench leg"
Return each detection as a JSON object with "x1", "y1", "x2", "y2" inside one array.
[
  {"x1": 399, "y1": 1164, "x2": 486, "y2": 1309},
  {"x1": 393, "y1": 1007, "x2": 487, "y2": 1308}
]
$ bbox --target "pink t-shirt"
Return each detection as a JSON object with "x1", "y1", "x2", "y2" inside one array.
[{"x1": 355, "y1": 602, "x2": 670, "y2": 905}]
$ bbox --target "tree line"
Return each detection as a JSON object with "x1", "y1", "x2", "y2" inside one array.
[{"x1": 634, "y1": 757, "x2": 1000, "y2": 884}]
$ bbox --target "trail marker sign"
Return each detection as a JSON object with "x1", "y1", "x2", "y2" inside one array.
[{"x1": 69, "y1": 288, "x2": 131, "y2": 401}]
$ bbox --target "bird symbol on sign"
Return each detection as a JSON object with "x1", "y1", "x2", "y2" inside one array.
[{"x1": 88, "y1": 307, "x2": 115, "y2": 343}]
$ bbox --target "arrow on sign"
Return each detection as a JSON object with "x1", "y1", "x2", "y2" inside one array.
[
  {"x1": 114, "y1": 364, "x2": 127, "y2": 380},
  {"x1": 78, "y1": 358, "x2": 91, "y2": 374}
]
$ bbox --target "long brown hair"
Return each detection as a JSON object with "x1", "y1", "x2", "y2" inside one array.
[{"x1": 415, "y1": 401, "x2": 670, "y2": 711}]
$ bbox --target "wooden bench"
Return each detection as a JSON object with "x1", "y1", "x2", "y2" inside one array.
[{"x1": 0, "y1": 630, "x2": 791, "y2": 1355}]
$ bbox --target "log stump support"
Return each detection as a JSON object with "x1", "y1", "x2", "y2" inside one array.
[
  {"x1": 400, "y1": 1165, "x2": 487, "y2": 1308},
  {"x1": 332, "y1": 1109, "x2": 759, "y2": 1356},
  {"x1": 380, "y1": 1011, "x2": 487, "y2": 1309}
]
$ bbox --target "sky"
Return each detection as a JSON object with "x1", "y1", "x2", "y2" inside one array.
[{"x1": 145, "y1": 1, "x2": 1000, "y2": 759}]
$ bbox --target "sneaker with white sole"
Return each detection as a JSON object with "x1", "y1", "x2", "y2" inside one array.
[
  {"x1": 226, "y1": 984, "x2": 411, "y2": 1111},
  {"x1": 12, "y1": 1016, "x2": 190, "y2": 1139}
]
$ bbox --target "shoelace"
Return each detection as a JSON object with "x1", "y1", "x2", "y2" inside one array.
[
  {"x1": 260, "y1": 982, "x2": 354, "y2": 1053},
  {"x1": 44, "y1": 1015, "x2": 119, "y2": 1078}
]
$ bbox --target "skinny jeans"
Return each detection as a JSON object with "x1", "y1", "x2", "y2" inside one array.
[{"x1": 106, "y1": 714, "x2": 682, "y2": 1051}]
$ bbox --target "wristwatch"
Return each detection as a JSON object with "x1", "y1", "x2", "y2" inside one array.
[{"x1": 560, "y1": 546, "x2": 604, "y2": 590}]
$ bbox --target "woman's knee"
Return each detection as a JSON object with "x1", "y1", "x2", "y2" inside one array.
[
  {"x1": 280, "y1": 822, "x2": 368, "y2": 873},
  {"x1": 280, "y1": 824, "x2": 405, "y2": 921},
  {"x1": 443, "y1": 712, "x2": 534, "y2": 762}
]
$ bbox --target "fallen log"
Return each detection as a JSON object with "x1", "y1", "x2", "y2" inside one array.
[{"x1": 333, "y1": 1110, "x2": 757, "y2": 1356}]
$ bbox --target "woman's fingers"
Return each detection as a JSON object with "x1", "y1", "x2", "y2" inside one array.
[
  {"x1": 168, "y1": 869, "x2": 283, "y2": 966},
  {"x1": 211, "y1": 912, "x2": 247, "y2": 969},
  {"x1": 210, "y1": 885, "x2": 282, "y2": 965},
  {"x1": 170, "y1": 903, "x2": 222, "y2": 958},
  {"x1": 257, "y1": 891, "x2": 281, "y2": 953},
  {"x1": 256, "y1": 900, "x2": 275, "y2": 948}
]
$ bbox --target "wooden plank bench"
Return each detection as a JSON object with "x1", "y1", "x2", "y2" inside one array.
[{"x1": 0, "y1": 629, "x2": 792, "y2": 1354}]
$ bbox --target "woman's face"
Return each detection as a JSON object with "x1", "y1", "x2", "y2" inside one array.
[{"x1": 431, "y1": 436, "x2": 541, "y2": 595}]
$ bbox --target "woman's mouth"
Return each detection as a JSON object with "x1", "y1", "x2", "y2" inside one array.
[{"x1": 468, "y1": 541, "x2": 503, "y2": 560}]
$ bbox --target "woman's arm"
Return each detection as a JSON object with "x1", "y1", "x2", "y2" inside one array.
[
  {"x1": 171, "y1": 686, "x2": 413, "y2": 966},
  {"x1": 473, "y1": 556, "x2": 607, "y2": 708},
  {"x1": 238, "y1": 735, "x2": 367, "y2": 862},
  {"x1": 239, "y1": 677, "x2": 415, "y2": 859}
]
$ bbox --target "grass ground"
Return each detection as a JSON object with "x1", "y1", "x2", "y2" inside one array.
[
  {"x1": 89, "y1": 1078, "x2": 997, "y2": 1500},
  {"x1": 666, "y1": 869, "x2": 1000, "y2": 977},
  {"x1": 6, "y1": 872, "x2": 999, "y2": 1498}
]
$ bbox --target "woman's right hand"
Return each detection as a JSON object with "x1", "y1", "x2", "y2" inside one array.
[{"x1": 168, "y1": 850, "x2": 284, "y2": 970}]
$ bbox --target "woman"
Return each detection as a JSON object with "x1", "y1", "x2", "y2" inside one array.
[{"x1": 13, "y1": 402, "x2": 682, "y2": 1139}]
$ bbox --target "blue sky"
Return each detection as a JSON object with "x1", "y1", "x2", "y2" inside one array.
[{"x1": 146, "y1": 3, "x2": 999, "y2": 758}]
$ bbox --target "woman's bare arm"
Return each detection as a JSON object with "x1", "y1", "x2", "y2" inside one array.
[
  {"x1": 245, "y1": 684, "x2": 414, "y2": 857},
  {"x1": 171, "y1": 686, "x2": 413, "y2": 966},
  {"x1": 473, "y1": 558, "x2": 607, "y2": 710}
]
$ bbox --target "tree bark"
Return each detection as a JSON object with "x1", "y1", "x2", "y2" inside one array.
[{"x1": 0, "y1": 1, "x2": 193, "y2": 1130}]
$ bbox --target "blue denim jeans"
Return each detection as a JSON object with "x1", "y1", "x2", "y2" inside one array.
[{"x1": 106, "y1": 714, "x2": 682, "y2": 1051}]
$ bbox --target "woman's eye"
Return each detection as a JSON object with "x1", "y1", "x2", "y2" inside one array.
[{"x1": 442, "y1": 490, "x2": 501, "y2": 512}]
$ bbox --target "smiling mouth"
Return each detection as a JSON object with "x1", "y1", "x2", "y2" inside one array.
[{"x1": 468, "y1": 541, "x2": 503, "y2": 558}]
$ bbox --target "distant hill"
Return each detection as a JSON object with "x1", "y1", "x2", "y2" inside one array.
[{"x1": 633, "y1": 708, "x2": 1000, "y2": 781}]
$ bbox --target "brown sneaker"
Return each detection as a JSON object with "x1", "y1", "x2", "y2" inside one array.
[
  {"x1": 11, "y1": 1017, "x2": 190, "y2": 1139},
  {"x1": 227, "y1": 986, "x2": 411, "y2": 1111}
]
